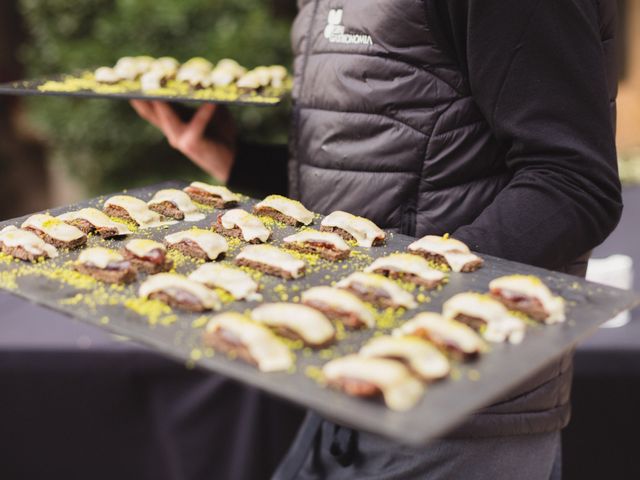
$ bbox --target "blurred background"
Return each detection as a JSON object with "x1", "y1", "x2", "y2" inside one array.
[{"x1": 0, "y1": 1, "x2": 639, "y2": 479}]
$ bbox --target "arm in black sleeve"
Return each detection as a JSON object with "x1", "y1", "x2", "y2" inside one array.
[
  {"x1": 439, "y1": 0, "x2": 623, "y2": 269},
  {"x1": 227, "y1": 141, "x2": 289, "y2": 198}
]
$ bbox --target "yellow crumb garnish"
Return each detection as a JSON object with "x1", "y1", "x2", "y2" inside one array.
[
  {"x1": 305, "y1": 365, "x2": 326, "y2": 384},
  {"x1": 192, "y1": 316, "x2": 209, "y2": 329},
  {"x1": 124, "y1": 297, "x2": 173, "y2": 325}
]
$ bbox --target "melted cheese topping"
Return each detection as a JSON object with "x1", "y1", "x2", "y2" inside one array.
[
  {"x1": 442, "y1": 293, "x2": 525, "y2": 344},
  {"x1": 125, "y1": 239, "x2": 166, "y2": 258},
  {"x1": 489, "y1": 275, "x2": 566, "y2": 324},
  {"x1": 395, "y1": 312, "x2": 485, "y2": 355},
  {"x1": 152, "y1": 57, "x2": 179, "y2": 76},
  {"x1": 408, "y1": 235, "x2": 481, "y2": 272},
  {"x1": 58, "y1": 208, "x2": 132, "y2": 235},
  {"x1": 360, "y1": 336, "x2": 450, "y2": 381},
  {"x1": 140, "y1": 70, "x2": 164, "y2": 91},
  {"x1": 22, "y1": 214, "x2": 86, "y2": 243},
  {"x1": 236, "y1": 245, "x2": 305, "y2": 278},
  {"x1": 364, "y1": 253, "x2": 446, "y2": 282},
  {"x1": 165, "y1": 229, "x2": 228, "y2": 260},
  {"x1": 336, "y1": 272, "x2": 417, "y2": 309},
  {"x1": 255, "y1": 195, "x2": 314, "y2": 225},
  {"x1": 0, "y1": 226, "x2": 58, "y2": 258},
  {"x1": 187, "y1": 182, "x2": 240, "y2": 204},
  {"x1": 77, "y1": 247, "x2": 126, "y2": 269},
  {"x1": 301, "y1": 286, "x2": 375, "y2": 328},
  {"x1": 189, "y1": 263, "x2": 261, "y2": 301},
  {"x1": 139, "y1": 273, "x2": 221, "y2": 310},
  {"x1": 220, "y1": 209, "x2": 270, "y2": 242},
  {"x1": 148, "y1": 189, "x2": 205, "y2": 222},
  {"x1": 251, "y1": 303, "x2": 335, "y2": 346},
  {"x1": 104, "y1": 195, "x2": 171, "y2": 228},
  {"x1": 206, "y1": 312, "x2": 293, "y2": 372},
  {"x1": 283, "y1": 230, "x2": 350, "y2": 252},
  {"x1": 322, "y1": 355, "x2": 425, "y2": 411},
  {"x1": 321, "y1": 211, "x2": 385, "y2": 247}
]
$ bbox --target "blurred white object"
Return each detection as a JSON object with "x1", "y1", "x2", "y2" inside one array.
[{"x1": 586, "y1": 255, "x2": 634, "y2": 328}]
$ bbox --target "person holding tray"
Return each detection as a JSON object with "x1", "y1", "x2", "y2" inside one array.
[{"x1": 131, "y1": 1, "x2": 622, "y2": 478}]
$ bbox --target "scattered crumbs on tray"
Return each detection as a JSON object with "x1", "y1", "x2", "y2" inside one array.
[
  {"x1": 192, "y1": 316, "x2": 209, "y2": 329},
  {"x1": 99, "y1": 316, "x2": 110, "y2": 325},
  {"x1": 0, "y1": 270, "x2": 18, "y2": 290},
  {"x1": 167, "y1": 249, "x2": 196, "y2": 269},
  {"x1": 257, "y1": 215, "x2": 286, "y2": 229},
  {"x1": 467, "y1": 369, "x2": 481, "y2": 381},
  {"x1": 305, "y1": 365, "x2": 325, "y2": 384},
  {"x1": 109, "y1": 216, "x2": 138, "y2": 232},
  {"x1": 213, "y1": 287, "x2": 235, "y2": 304},
  {"x1": 190, "y1": 348, "x2": 203, "y2": 361},
  {"x1": 450, "y1": 368, "x2": 462, "y2": 381},
  {"x1": 0, "y1": 252, "x2": 16, "y2": 266},
  {"x1": 124, "y1": 297, "x2": 174, "y2": 326}
]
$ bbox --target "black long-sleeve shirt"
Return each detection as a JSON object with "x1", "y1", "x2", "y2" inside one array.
[{"x1": 228, "y1": 0, "x2": 623, "y2": 271}]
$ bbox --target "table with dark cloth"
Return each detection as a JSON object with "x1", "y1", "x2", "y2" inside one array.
[{"x1": 0, "y1": 187, "x2": 638, "y2": 480}]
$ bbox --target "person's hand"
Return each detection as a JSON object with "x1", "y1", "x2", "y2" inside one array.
[{"x1": 130, "y1": 100, "x2": 236, "y2": 183}]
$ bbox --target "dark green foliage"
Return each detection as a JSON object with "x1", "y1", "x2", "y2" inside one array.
[{"x1": 18, "y1": 0, "x2": 293, "y2": 193}]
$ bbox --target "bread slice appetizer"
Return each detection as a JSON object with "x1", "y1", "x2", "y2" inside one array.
[
  {"x1": 407, "y1": 235, "x2": 483, "y2": 272},
  {"x1": 320, "y1": 211, "x2": 386, "y2": 247},
  {"x1": 253, "y1": 195, "x2": 314, "y2": 226},
  {"x1": 360, "y1": 336, "x2": 450, "y2": 382},
  {"x1": 301, "y1": 286, "x2": 375, "y2": 329},
  {"x1": 183, "y1": 182, "x2": 239, "y2": 208},
  {"x1": 138, "y1": 273, "x2": 221, "y2": 312},
  {"x1": 364, "y1": 253, "x2": 447, "y2": 289},
  {"x1": 283, "y1": 230, "x2": 350, "y2": 261},
  {"x1": 489, "y1": 275, "x2": 566, "y2": 325},
  {"x1": 214, "y1": 209, "x2": 271, "y2": 243},
  {"x1": 21, "y1": 214, "x2": 87, "y2": 249},
  {"x1": 148, "y1": 189, "x2": 205, "y2": 222},
  {"x1": 203, "y1": 312, "x2": 293, "y2": 372},
  {"x1": 58, "y1": 208, "x2": 132, "y2": 239},
  {"x1": 0, "y1": 226, "x2": 58, "y2": 261},
  {"x1": 322, "y1": 355, "x2": 425, "y2": 411},
  {"x1": 442, "y1": 293, "x2": 525, "y2": 344},
  {"x1": 74, "y1": 247, "x2": 136, "y2": 284},
  {"x1": 122, "y1": 239, "x2": 173, "y2": 274},
  {"x1": 394, "y1": 312, "x2": 485, "y2": 361},
  {"x1": 104, "y1": 195, "x2": 171, "y2": 229},
  {"x1": 251, "y1": 303, "x2": 335, "y2": 348},
  {"x1": 234, "y1": 245, "x2": 305, "y2": 279},
  {"x1": 189, "y1": 263, "x2": 262, "y2": 301},
  {"x1": 164, "y1": 229, "x2": 227, "y2": 261},
  {"x1": 336, "y1": 272, "x2": 417, "y2": 310}
]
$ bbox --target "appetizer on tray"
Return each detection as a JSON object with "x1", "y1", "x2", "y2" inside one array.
[
  {"x1": 183, "y1": 182, "x2": 239, "y2": 208},
  {"x1": 301, "y1": 286, "x2": 375, "y2": 329},
  {"x1": 234, "y1": 245, "x2": 305, "y2": 279},
  {"x1": 364, "y1": 253, "x2": 447, "y2": 289},
  {"x1": 489, "y1": 275, "x2": 566, "y2": 324},
  {"x1": 122, "y1": 239, "x2": 173, "y2": 274},
  {"x1": 320, "y1": 211, "x2": 386, "y2": 247},
  {"x1": 147, "y1": 189, "x2": 205, "y2": 222},
  {"x1": 21, "y1": 213, "x2": 87, "y2": 249},
  {"x1": 359, "y1": 336, "x2": 450, "y2": 382},
  {"x1": 214, "y1": 209, "x2": 271, "y2": 243},
  {"x1": 442, "y1": 293, "x2": 526, "y2": 344},
  {"x1": 164, "y1": 229, "x2": 227, "y2": 261},
  {"x1": 0, "y1": 226, "x2": 58, "y2": 261},
  {"x1": 138, "y1": 273, "x2": 221, "y2": 312},
  {"x1": 203, "y1": 312, "x2": 293, "y2": 372},
  {"x1": 58, "y1": 208, "x2": 132, "y2": 238},
  {"x1": 251, "y1": 303, "x2": 335, "y2": 348},
  {"x1": 103, "y1": 195, "x2": 172, "y2": 229},
  {"x1": 407, "y1": 235, "x2": 483, "y2": 273},
  {"x1": 74, "y1": 247, "x2": 136, "y2": 284},
  {"x1": 336, "y1": 272, "x2": 417, "y2": 310},
  {"x1": 189, "y1": 263, "x2": 262, "y2": 301},
  {"x1": 394, "y1": 312, "x2": 485, "y2": 361},
  {"x1": 322, "y1": 355, "x2": 425, "y2": 411},
  {"x1": 283, "y1": 230, "x2": 350, "y2": 261},
  {"x1": 253, "y1": 195, "x2": 314, "y2": 226}
]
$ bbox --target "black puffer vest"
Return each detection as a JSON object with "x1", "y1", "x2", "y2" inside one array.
[{"x1": 287, "y1": 0, "x2": 616, "y2": 437}]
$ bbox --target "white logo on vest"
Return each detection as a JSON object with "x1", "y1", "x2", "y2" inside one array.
[{"x1": 324, "y1": 8, "x2": 373, "y2": 46}]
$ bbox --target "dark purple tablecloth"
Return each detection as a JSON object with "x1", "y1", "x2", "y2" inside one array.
[{"x1": 0, "y1": 187, "x2": 638, "y2": 480}]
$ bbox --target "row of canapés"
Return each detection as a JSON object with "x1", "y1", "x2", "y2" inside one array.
[
  {"x1": 0, "y1": 185, "x2": 565, "y2": 411},
  {"x1": 93, "y1": 56, "x2": 288, "y2": 92}
]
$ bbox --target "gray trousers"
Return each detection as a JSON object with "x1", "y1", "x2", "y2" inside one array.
[{"x1": 273, "y1": 413, "x2": 562, "y2": 480}]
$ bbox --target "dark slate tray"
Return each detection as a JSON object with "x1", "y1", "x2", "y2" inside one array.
[
  {"x1": 0, "y1": 73, "x2": 288, "y2": 106},
  {"x1": 0, "y1": 181, "x2": 637, "y2": 446}
]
